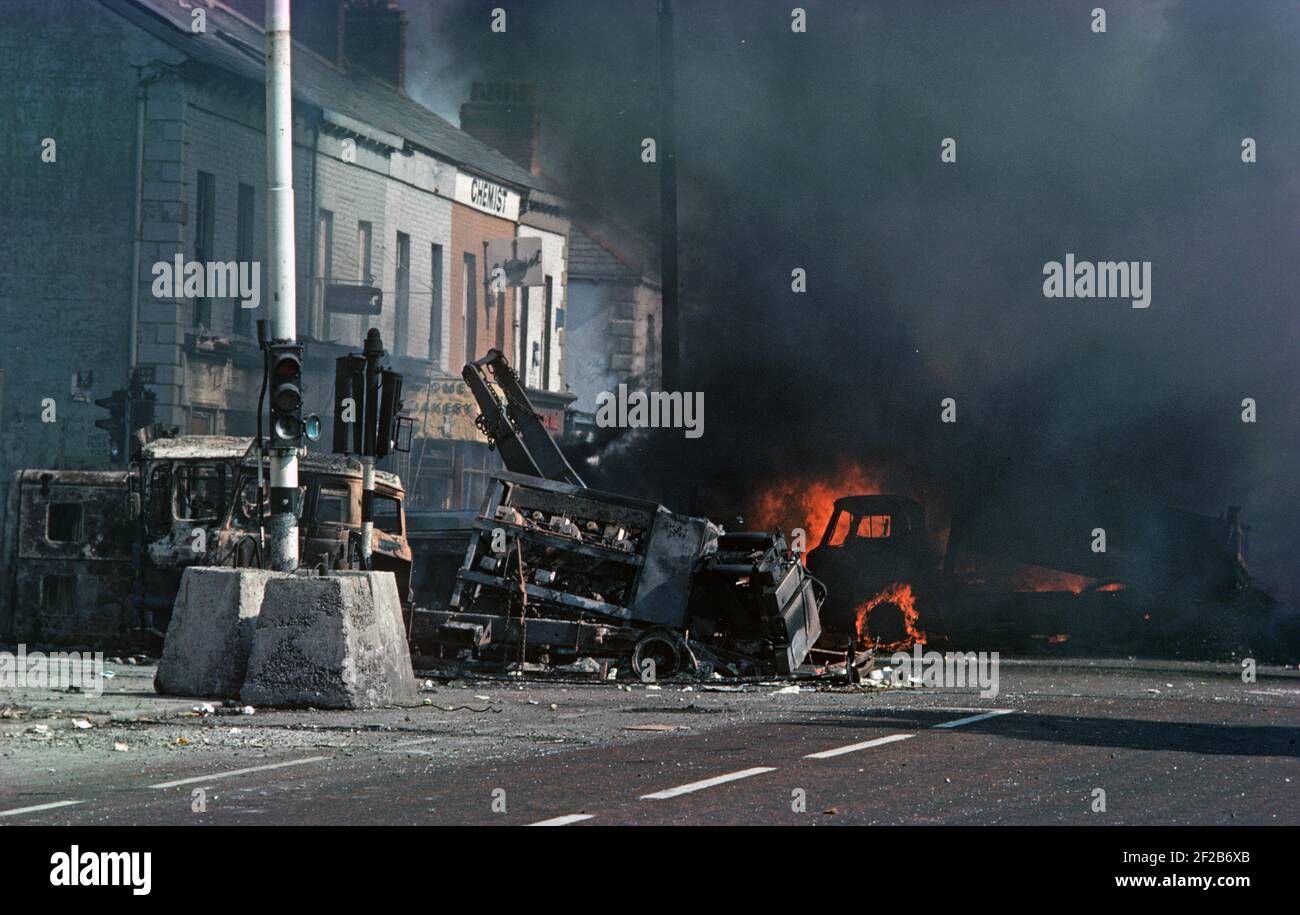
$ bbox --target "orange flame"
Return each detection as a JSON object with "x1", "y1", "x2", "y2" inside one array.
[
  {"x1": 748, "y1": 462, "x2": 884, "y2": 549},
  {"x1": 1004, "y1": 566, "x2": 1092, "y2": 593},
  {"x1": 854, "y1": 582, "x2": 926, "y2": 652}
]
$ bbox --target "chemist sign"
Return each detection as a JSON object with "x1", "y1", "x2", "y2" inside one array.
[{"x1": 454, "y1": 171, "x2": 521, "y2": 221}]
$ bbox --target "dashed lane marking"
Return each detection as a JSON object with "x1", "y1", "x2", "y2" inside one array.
[
  {"x1": 640, "y1": 767, "x2": 777, "y2": 800},
  {"x1": 804, "y1": 733, "x2": 915, "y2": 759},
  {"x1": 529, "y1": 814, "x2": 595, "y2": 826},
  {"x1": 149, "y1": 756, "x2": 330, "y2": 789},
  {"x1": 933, "y1": 709, "x2": 1015, "y2": 729},
  {"x1": 0, "y1": 800, "x2": 85, "y2": 818}
]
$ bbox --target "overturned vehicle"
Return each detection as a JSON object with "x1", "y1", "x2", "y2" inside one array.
[{"x1": 413, "y1": 351, "x2": 824, "y2": 678}]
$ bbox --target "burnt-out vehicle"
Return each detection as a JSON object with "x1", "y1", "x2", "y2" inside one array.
[
  {"x1": 0, "y1": 434, "x2": 411, "y2": 647},
  {"x1": 806, "y1": 494, "x2": 941, "y2": 650}
]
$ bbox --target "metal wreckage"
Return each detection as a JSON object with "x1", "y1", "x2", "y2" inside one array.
[{"x1": 413, "y1": 350, "x2": 825, "y2": 679}]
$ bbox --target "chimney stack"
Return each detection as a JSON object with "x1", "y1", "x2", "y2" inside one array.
[
  {"x1": 460, "y1": 82, "x2": 541, "y2": 175},
  {"x1": 342, "y1": 1, "x2": 406, "y2": 91}
]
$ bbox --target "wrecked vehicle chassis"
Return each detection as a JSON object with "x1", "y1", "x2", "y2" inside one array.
[{"x1": 419, "y1": 471, "x2": 823, "y2": 678}]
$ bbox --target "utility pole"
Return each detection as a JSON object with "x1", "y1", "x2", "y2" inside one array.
[
  {"x1": 266, "y1": 0, "x2": 299, "y2": 571},
  {"x1": 657, "y1": 0, "x2": 681, "y2": 391},
  {"x1": 360, "y1": 328, "x2": 384, "y2": 568}
]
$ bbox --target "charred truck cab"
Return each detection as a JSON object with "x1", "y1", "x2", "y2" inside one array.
[{"x1": 1, "y1": 434, "x2": 411, "y2": 647}]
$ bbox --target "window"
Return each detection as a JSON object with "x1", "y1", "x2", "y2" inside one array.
[
  {"x1": 234, "y1": 183, "x2": 255, "y2": 336},
  {"x1": 41, "y1": 575, "x2": 77, "y2": 615},
  {"x1": 232, "y1": 474, "x2": 265, "y2": 528},
  {"x1": 173, "y1": 463, "x2": 227, "y2": 522},
  {"x1": 462, "y1": 252, "x2": 477, "y2": 363},
  {"x1": 147, "y1": 465, "x2": 172, "y2": 534},
  {"x1": 373, "y1": 493, "x2": 402, "y2": 534},
  {"x1": 317, "y1": 209, "x2": 334, "y2": 340},
  {"x1": 855, "y1": 514, "x2": 893, "y2": 539},
  {"x1": 394, "y1": 232, "x2": 410, "y2": 356},
  {"x1": 518, "y1": 285, "x2": 531, "y2": 382},
  {"x1": 357, "y1": 221, "x2": 373, "y2": 284},
  {"x1": 190, "y1": 405, "x2": 217, "y2": 435},
  {"x1": 542, "y1": 274, "x2": 554, "y2": 390},
  {"x1": 827, "y1": 511, "x2": 851, "y2": 547},
  {"x1": 350, "y1": 220, "x2": 373, "y2": 342},
  {"x1": 317, "y1": 484, "x2": 352, "y2": 525},
  {"x1": 429, "y1": 243, "x2": 444, "y2": 365},
  {"x1": 47, "y1": 503, "x2": 83, "y2": 543},
  {"x1": 194, "y1": 171, "x2": 216, "y2": 328}
]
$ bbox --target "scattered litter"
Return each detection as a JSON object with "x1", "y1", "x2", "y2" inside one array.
[
  {"x1": 474, "y1": 695, "x2": 491, "y2": 701},
  {"x1": 646, "y1": 684, "x2": 662, "y2": 691},
  {"x1": 72, "y1": 719, "x2": 92, "y2": 730},
  {"x1": 102, "y1": 671, "x2": 115, "y2": 680},
  {"x1": 113, "y1": 741, "x2": 129, "y2": 752},
  {"x1": 193, "y1": 703, "x2": 215, "y2": 716},
  {"x1": 175, "y1": 736, "x2": 190, "y2": 746},
  {"x1": 771, "y1": 685, "x2": 801, "y2": 695},
  {"x1": 239, "y1": 706, "x2": 255, "y2": 716},
  {"x1": 623, "y1": 723, "x2": 679, "y2": 732}
]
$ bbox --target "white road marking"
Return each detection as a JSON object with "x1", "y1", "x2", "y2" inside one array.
[
  {"x1": 149, "y1": 756, "x2": 330, "y2": 789},
  {"x1": 0, "y1": 799, "x2": 85, "y2": 818},
  {"x1": 529, "y1": 813, "x2": 595, "y2": 826},
  {"x1": 804, "y1": 733, "x2": 915, "y2": 759},
  {"x1": 933, "y1": 709, "x2": 1015, "y2": 729},
  {"x1": 640, "y1": 766, "x2": 777, "y2": 800},
  {"x1": 385, "y1": 737, "x2": 440, "y2": 749}
]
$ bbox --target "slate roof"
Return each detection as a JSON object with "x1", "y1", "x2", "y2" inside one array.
[{"x1": 102, "y1": 0, "x2": 539, "y2": 191}]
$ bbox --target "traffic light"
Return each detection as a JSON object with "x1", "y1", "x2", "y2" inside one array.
[
  {"x1": 94, "y1": 389, "x2": 128, "y2": 465},
  {"x1": 375, "y1": 368, "x2": 404, "y2": 459},
  {"x1": 268, "y1": 343, "x2": 304, "y2": 448},
  {"x1": 332, "y1": 354, "x2": 366, "y2": 455}
]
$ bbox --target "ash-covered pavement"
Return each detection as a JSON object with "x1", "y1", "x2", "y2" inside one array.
[{"x1": 1, "y1": 658, "x2": 1295, "y2": 825}]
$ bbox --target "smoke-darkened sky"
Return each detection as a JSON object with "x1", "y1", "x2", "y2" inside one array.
[{"x1": 400, "y1": 0, "x2": 1299, "y2": 601}]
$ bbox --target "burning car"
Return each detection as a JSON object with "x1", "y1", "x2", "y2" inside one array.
[{"x1": 806, "y1": 494, "x2": 939, "y2": 651}]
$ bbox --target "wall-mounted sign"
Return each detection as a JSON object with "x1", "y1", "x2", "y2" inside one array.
[
  {"x1": 454, "y1": 171, "x2": 521, "y2": 221},
  {"x1": 404, "y1": 379, "x2": 490, "y2": 442},
  {"x1": 325, "y1": 284, "x2": 383, "y2": 315},
  {"x1": 486, "y1": 236, "x2": 543, "y2": 290}
]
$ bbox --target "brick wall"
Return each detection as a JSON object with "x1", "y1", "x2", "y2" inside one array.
[{"x1": 448, "y1": 203, "x2": 518, "y2": 368}]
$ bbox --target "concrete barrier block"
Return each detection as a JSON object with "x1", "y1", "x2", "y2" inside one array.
[
  {"x1": 241, "y1": 571, "x2": 417, "y2": 709},
  {"x1": 156, "y1": 567, "x2": 280, "y2": 698}
]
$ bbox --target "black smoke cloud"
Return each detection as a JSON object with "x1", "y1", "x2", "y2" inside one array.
[{"x1": 402, "y1": 0, "x2": 1299, "y2": 603}]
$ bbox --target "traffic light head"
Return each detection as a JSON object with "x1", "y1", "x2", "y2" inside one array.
[
  {"x1": 94, "y1": 389, "x2": 128, "y2": 465},
  {"x1": 269, "y1": 344, "x2": 304, "y2": 448}
]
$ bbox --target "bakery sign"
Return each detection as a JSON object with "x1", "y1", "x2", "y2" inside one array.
[
  {"x1": 454, "y1": 171, "x2": 521, "y2": 221},
  {"x1": 404, "y1": 378, "x2": 490, "y2": 442}
]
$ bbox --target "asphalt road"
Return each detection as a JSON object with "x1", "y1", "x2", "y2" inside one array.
[{"x1": 1, "y1": 660, "x2": 1296, "y2": 825}]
